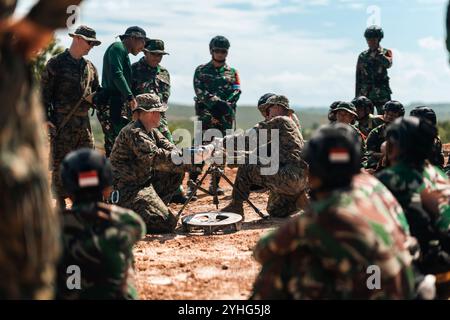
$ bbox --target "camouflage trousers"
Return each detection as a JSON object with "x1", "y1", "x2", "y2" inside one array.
[
  {"x1": 232, "y1": 164, "x2": 308, "y2": 217},
  {"x1": 50, "y1": 114, "x2": 94, "y2": 200},
  {"x1": 96, "y1": 101, "x2": 130, "y2": 157},
  {"x1": 117, "y1": 171, "x2": 183, "y2": 234}
]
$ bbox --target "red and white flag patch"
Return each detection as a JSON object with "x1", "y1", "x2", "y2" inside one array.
[
  {"x1": 78, "y1": 170, "x2": 100, "y2": 188},
  {"x1": 329, "y1": 148, "x2": 350, "y2": 163}
]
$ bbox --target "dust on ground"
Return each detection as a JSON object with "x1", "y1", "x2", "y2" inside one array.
[{"x1": 133, "y1": 167, "x2": 290, "y2": 300}]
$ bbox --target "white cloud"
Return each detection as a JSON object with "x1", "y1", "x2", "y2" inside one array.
[{"x1": 418, "y1": 36, "x2": 444, "y2": 50}]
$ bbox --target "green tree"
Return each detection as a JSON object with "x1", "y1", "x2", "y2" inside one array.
[{"x1": 30, "y1": 37, "x2": 64, "y2": 82}]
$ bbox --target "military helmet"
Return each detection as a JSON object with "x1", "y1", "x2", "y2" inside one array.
[
  {"x1": 61, "y1": 148, "x2": 113, "y2": 199},
  {"x1": 209, "y1": 35, "x2": 230, "y2": 50},
  {"x1": 364, "y1": 25, "x2": 384, "y2": 40},
  {"x1": 302, "y1": 124, "x2": 361, "y2": 191},
  {"x1": 410, "y1": 106, "x2": 437, "y2": 126},
  {"x1": 352, "y1": 96, "x2": 374, "y2": 113},
  {"x1": 328, "y1": 100, "x2": 344, "y2": 122},
  {"x1": 386, "y1": 117, "x2": 437, "y2": 163},
  {"x1": 383, "y1": 100, "x2": 405, "y2": 116}
]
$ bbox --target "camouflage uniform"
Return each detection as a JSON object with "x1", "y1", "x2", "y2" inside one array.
[
  {"x1": 132, "y1": 45, "x2": 172, "y2": 142},
  {"x1": 356, "y1": 48, "x2": 393, "y2": 115},
  {"x1": 193, "y1": 61, "x2": 241, "y2": 133},
  {"x1": 110, "y1": 118, "x2": 188, "y2": 233},
  {"x1": 228, "y1": 116, "x2": 308, "y2": 218},
  {"x1": 251, "y1": 172, "x2": 416, "y2": 300},
  {"x1": 366, "y1": 123, "x2": 387, "y2": 169},
  {"x1": 41, "y1": 49, "x2": 99, "y2": 202},
  {"x1": 56, "y1": 202, "x2": 145, "y2": 300},
  {"x1": 0, "y1": 0, "x2": 82, "y2": 300},
  {"x1": 357, "y1": 114, "x2": 384, "y2": 138}
]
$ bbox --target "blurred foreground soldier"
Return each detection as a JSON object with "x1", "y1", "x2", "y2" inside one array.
[
  {"x1": 98, "y1": 26, "x2": 148, "y2": 156},
  {"x1": 220, "y1": 98, "x2": 308, "y2": 218},
  {"x1": 0, "y1": 0, "x2": 82, "y2": 300},
  {"x1": 356, "y1": 26, "x2": 393, "y2": 115},
  {"x1": 352, "y1": 96, "x2": 384, "y2": 138},
  {"x1": 410, "y1": 106, "x2": 444, "y2": 169},
  {"x1": 110, "y1": 94, "x2": 205, "y2": 233},
  {"x1": 366, "y1": 100, "x2": 404, "y2": 171},
  {"x1": 188, "y1": 35, "x2": 241, "y2": 197},
  {"x1": 57, "y1": 148, "x2": 145, "y2": 299},
  {"x1": 377, "y1": 117, "x2": 450, "y2": 298},
  {"x1": 42, "y1": 25, "x2": 101, "y2": 210},
  {"x1": 251, "y1": 124, "x2": 416, "y2": 299}
]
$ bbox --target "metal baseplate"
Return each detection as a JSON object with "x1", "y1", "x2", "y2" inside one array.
[{"x1": 182, "y1": 212, "x2": 243, "y2": 235}]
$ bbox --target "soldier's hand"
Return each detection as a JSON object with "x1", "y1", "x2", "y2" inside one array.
[
  {"x1": 85, "y1": 93, "x2": 95, "y2": 105},
  {"x1": 129, "y1": 98, "x2": 138, "y2": 111},
  {"x1": 46, "y1": 121, "x2": 56, "y2": 129}
]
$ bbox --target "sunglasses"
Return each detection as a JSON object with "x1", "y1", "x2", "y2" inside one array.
[{"x1": 213, "y1": 49, "x2": 228, "y2": 54}]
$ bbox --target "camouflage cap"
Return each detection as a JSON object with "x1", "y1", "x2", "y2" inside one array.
[
  {"x1": 69, "y1": 25, "x2": 101, "y2": 46},
  {"x1": 333, "y1": 102, "x2": 357, "y2": 117},
  {"x1": 260, "y1": 95, "x2": 294, "y2": 114},
  {"x1": 133, "y1": 93, "x2": 168, "y2": 113},
  {"x1": 144, "y1": 39, "x2": 169, "y2": 55}
]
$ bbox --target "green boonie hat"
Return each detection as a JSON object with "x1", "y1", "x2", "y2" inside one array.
[
  {"x1": 119, "y1": 26, "x2": 150, "y2": 42},
  {"x1": 133, "y1": 93, "x2": 168, "y2": 113},
  {"x1": 333, "y1": 102, "x2": 357, "y2": 117},
  {"x1": 260, "y1": 95, "x2": 294, "y2": 114},
  {"x1": 144, "y1": 39, "x2": 169, "y2": 55},
  {"x1": 69, "y1": 25, "x2": 101, "y2": 46}
]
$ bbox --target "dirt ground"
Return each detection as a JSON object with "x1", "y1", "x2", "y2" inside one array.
[{"x1": 133, "y1": 167, "x2": 292, "y2": 300}]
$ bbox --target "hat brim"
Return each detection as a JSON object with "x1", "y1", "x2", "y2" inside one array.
[
  {"x1": 144, "y1": 49, "x2": 169, "y2": 55},
  {"x1": 334, "y1": 107, "x2": 357, "y2": 117},
  {"x1": 259, "y1": 102, "x2": 294, "y2": 113},
  {"x1": 133, "y1": 105, "x2": 168, "y2": 113},
  {"x1": 69, "y1": 33, "x2": 101, "y2": 46}
]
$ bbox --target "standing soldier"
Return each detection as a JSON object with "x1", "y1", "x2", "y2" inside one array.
[
  {"x1": 0, "y1": 0, "x2": 83, "y2": 300},
  {"x1": 57, "y1": 148, "x2": 145, "y2": 300},
  {"x1": 42, "y1": 25, "x2": 101, "y2": 210},
  {"x1": 188, "y1": 35, "x2": 241, "y2": 197},
  {"x1": 356, "y1": 25, "x2": 393, "y2": 115},
  {"x1": 98, "y1": 26, "x2": 148, "y2": 156}
]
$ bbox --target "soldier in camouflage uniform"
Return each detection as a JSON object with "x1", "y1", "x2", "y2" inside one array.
[
  {"x1": 132, "y1": 39, "x2": 172, "y2": 141},
  {"x1": 258, "y1": 95, "x2": 302, "y2": 131},
  {"x1": 188, "y1": 35, "x2": 241, "y2": 196},
  {"x1": 131, "y1": 40, "x2": 188, "y2": 204},
  {"x1": 57, "y1": 148, "x2": 145, "y2": 300},
  {"x1": 98, "y1": 26, "x2": 148, "y2": 157},
  {"x1": 409, "y1": 106, "x2": 444, "y2": 169},
  {"x1": 109, "y1": 94, "x2": 203, "y2": 233},
  {"x1": 327, "y1": 100, "x2": 344, "y2": 123},
  {"x1": 356, "y1": 26, "x2": 393, "y2": 115},
  {"x1": 377, "y1": 117, "x2": 450, "y2": 298},
  {"x1": 220, "y1": 98, "x2": 309, "y2": 218},
  {"x1": 41, "y1": 25, "x2": 101, "y2": 210},
  {"x1": 251, "y1": 124, "x2": 416, "y2": 300},
  {"x1": 366, "y1": 100, "x2": 404, "y2": 170},
  {"x1": 0, "y1": 0, "x2": 83, "y2": 300},
  {"x1": 329, "y1": 102, "x2": 368, "y2": 167},
  {"x1": 352, "y1": 96, "x2": 384, "y2": 139}
]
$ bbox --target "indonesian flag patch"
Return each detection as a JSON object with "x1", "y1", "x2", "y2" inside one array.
[
  {"x1": 329, "y1": 148, "x2": 350, "y2": 163},
  {"x1": 78, "y1": 170, "x2": 100, "y2": 188}
]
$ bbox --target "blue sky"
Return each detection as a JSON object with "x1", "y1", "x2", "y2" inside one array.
[{"x1": 16, "y1": 0, "x2": 450, "y2": 107}]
